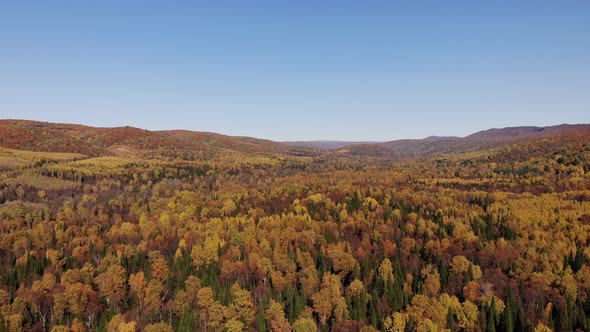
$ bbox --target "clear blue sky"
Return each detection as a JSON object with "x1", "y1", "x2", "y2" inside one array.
[{"x1": 1, "y1": 1, "x2": 589, "y2": 141}]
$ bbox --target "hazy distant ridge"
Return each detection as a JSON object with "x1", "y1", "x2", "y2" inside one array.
[
  {"x1": 1, "y1": 120, "x2": 589, "y2": 159},
  {"x1": 282, "y1": 141, "x2": 382, "y2": 150}
]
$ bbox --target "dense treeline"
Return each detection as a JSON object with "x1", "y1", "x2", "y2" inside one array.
[{"x1": 0, "y1": 138, "x2": 590, "y2": 331}]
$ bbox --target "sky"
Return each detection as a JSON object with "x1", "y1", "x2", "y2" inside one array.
[{"x1": 1, "y1": 1, "x2": 589, "y2": 141}]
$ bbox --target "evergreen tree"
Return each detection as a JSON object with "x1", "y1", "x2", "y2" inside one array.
[
  {"x1": 487, "y1": 298, "x2": 498, "y2": 332},
  {"x1": 368, "y1": 297, "x2": 378, "y2": 328},
  {"x1": 0, "y1": 315, "x2": 7, "y2": 332},
  {"x1": 177, "y1": 311, "x2": 195, "y2": 332},
  {"x1": 515, "y1": 307, "x2": 526, "y2": 332},
  {"x1": 255, "y1": 305, "x2": 268, "y2": 332},
  {"x1": 447, "y1": 309, "x2": 457, "y2": 332},
  {"x1": 502, "y1": 287, "x2": 516, "y2": 332},
  {"x1": 405, "y1": 315, "x2": 414, "y2": 332},
  {"x1": 558, "y1": 296, "x2": 574, "y2": 331}
]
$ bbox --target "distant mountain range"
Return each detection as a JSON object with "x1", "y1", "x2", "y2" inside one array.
[
  {"x1": 375, "y1": 124, "x2": 590, "y2": 158},
  {"x1": 285, "y1": 124, "x2": 590, "y2": 157},
  {"x1": 464, "y1": 124, "x2": 590, "y2": 140},
  {"x1": 282, "y1": 141, "x2": 383, "y2": 150},
  {"x1": 1, "y1": 119, "x2": 589, "y2": 159}
]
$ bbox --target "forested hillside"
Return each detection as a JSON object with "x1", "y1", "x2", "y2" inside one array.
[
  {"x1": 0, "y1": 120, "x2": 302, "y2": 159},
  {"x1": 1, "y1": 122, "x2": 590, "y2": 331}
]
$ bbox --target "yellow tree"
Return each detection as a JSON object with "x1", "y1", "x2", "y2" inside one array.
[
  {"x1": 266, "y1": 300, "x2": 292, "y2": 332},
  {"x1": 292, "y1": 317, "x2": 318, "y2": 332},
  {"x1": 378, "y1": 258, "x2": 395, "y2": 283},
  {"x1": 107, "y1": 314, "x2": 136, "y2": 332},
  {"x1": 383, "y1": 312, "x2": 407, "y2": 332},
  {"x1": 144, "y1": 322, "x2": 174, "y2": 332},
  {"x1": 197, "y1": 287, "x2": 215, "y2": 329},
  {"x1": 224, "y1": 319, "x2": 246, "y2": 332},
  {"x1": 94, "y1": 264, "x2": 127, "y2": 310},
  {"x1": 327, "y1": 243, "x2": 358, "y2": 276},
  {"x1": 30, "y1": 272, "x2": 56, "y2": 329},
  {"x1": 311, "y1": 273, "x2": 348, "y2": 327},
  {"x1": 456, "y1": 300, "x2": 478, "y2": 329},
  {"x1": 406, "y1": 295, "x2": 447, "y2": 328},
  {"x1": 228, "y1": 283, "x2": 255, "y2": 326},
  {"x1": 208, "y1": 302, "x2": 227, "y2": 331},
  {"x1": 191, "y1": 233, "x2": 223, "y2": 268},
  {"x1": 150, "y1": 254, "x2": 169, "y2": 284},
  {"x1": 346, "y1": 279, "x2": 365, "y2": 298},
  {"x1": 184, "y1": 275, "x2": 202, "y2": 305},
  {"x1": 128, "y1": 271, "x2": 146, "y2": 310},
  {"x1": 421, "y1": 265, "x2": 441, "y2": 296},
  {"x1": 144, "y1": 279, "x2": 164, "y2": 320},
  {"x1": 450, "y1": 255, "x2": 471, "y2": 275}
]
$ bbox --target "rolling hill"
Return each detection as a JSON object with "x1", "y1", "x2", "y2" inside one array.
[
  {"x1": 464, "y1": 124, "x2": 590, "y2": 140},
  {"x1": 1, "y1": 120, "x2": 589, "y2": 161},
  {"x1": 374, "y1": 124, "x2": 590, "y2": 158},
  {"x1": 0, "y1": 119, "x2": 299, "y2": 158}
]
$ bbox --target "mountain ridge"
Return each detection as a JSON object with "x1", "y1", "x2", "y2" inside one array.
[
  {"x1": 1, "y1": 119, "x2": 589, "y2": 159},
  {"x1": 372, "y1": 123, "x2": 590, "y2": 159}
]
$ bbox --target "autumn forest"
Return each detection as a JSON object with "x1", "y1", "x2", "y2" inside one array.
[{"x1": 1, "y1": 120, "x2": 590, "y2": 332}]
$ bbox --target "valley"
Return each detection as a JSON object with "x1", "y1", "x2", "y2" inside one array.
[{"x1": 0, "y1": 120, "x2": 589, "y2": 331}]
